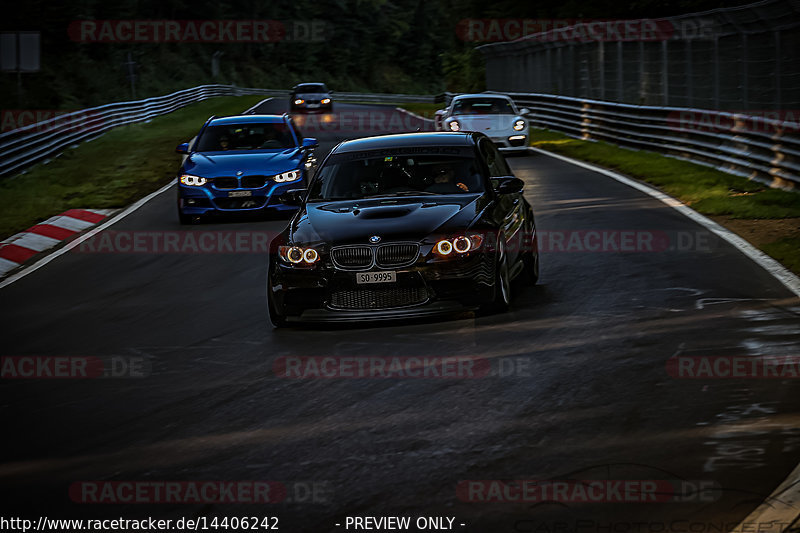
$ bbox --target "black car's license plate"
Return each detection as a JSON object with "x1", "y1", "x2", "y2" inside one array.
[
  {"x1": 228, "y1": 191, "x2": 252, "y2": 198},
  {"x1": 356, "y1": 271, "x2": 396, "y2": 284}
]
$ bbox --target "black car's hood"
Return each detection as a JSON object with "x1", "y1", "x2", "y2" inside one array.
[
  {"x1": 295, "y1": 92, "x2": 330, "y2": 100},
  {"x1": 290, "y1": 195, "x2": 486, "y2": 244},
  {"x1": 182, "y1": 150, "x2": 301, "y2": 177}
]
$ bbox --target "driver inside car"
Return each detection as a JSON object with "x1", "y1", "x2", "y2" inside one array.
[{"x1": 426, "y1": 163, "x2": 469, "y2": 193}]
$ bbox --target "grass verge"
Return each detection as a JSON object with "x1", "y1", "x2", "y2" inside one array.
[
  {"x1": 528, "y1": 127, "x2": 800, "y2": 276},
  {"x1": 0, "y1": 95, "x2": 266, "y2": 240}
]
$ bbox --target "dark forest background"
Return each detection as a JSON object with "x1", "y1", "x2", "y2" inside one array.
[{"x1": 2, "y1": 0, "x2": 754, "y2": 109}]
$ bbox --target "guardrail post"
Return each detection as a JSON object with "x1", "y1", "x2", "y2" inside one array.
[{"x1": 661, "y1": 41, "x2": 669, "y2": 106}]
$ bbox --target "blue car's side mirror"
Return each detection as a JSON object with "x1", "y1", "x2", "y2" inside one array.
[
  {"x1": 175, "y1": 142, "x2": 190, "y2": 154},
  {"x1": 302, "y1": 137, "x2": 318, "y2": 149}
]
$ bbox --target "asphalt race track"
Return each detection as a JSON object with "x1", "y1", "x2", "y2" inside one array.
[{"x1": 1, "y1": 99, "x2": 799, "y2": 532}]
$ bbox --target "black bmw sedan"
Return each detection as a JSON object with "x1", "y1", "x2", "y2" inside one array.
[{"x1": 267, "y1": 131, "x2": 539, "y2": 326}]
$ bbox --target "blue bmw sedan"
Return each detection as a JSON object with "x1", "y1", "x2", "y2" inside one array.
[{"x1": 175, "y1": 114, "x2": 318, "y2": 224}]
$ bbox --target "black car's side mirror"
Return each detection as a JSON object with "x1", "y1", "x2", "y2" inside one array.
[
  {"x1": 175, "y1": 142, "x2": 190, "y2": 154},
  {"x1": 302, "y1": 137, "x2": 318, "y2": 149},
  {"x1": 278, "y1": 188, "x2": 307, "y2": 206},
  {"x1": 493, "y1": 176, "x2": 524, "y2": 194}
]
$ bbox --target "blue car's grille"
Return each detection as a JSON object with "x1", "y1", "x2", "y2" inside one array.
[
  {"x1": 213, "y1": 177, "x2": 238, "y2": 189},
  {"x1": 212, "y1": 197, "x2": 267, "y2": 210},
  {"x1": 241, "y1": 176, "x2": 268, "y2": 189}
]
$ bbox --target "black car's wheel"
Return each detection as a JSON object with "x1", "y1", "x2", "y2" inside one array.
[
  {"x1": 521, "y1": 231, "x2": 539, "y2": 285},
  {"x1": 267, "y1": 280, "x2": 288, "y2": 328},
  {"x1": 482, "y1": 237, "x2": 511, "y2": 314}
]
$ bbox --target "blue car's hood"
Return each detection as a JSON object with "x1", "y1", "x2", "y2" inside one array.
[{"x1": 182, "y1": 149, "x2": 301, "y2": 177}]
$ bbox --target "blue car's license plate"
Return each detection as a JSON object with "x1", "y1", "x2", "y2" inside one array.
[{"x1": 228, "y1": 191, "x2": 252, "y2": 198}]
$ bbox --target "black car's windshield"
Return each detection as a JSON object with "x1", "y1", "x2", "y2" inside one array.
[
  {"x1": 195, "y1": 123, "x2": 296, "y2": 152},
  {"x1": 452, "y1": 98, "x2": 515, "y2": 115},
  {"x1": 308, "y1": 153, "x2": 485, "y2": 201},
  {"x1": 295, "y1": 84, "x2": 327, "y2": 94}
]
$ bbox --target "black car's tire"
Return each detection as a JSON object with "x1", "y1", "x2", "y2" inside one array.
[
  {"x1": 481, "y1": 238, "x2": 511, "y2": 314},
  {"x1": 521, "y1": 231, "x2": 539, "y2": 285},
  {"x1": 267, "y1": 283, "x2": 288, "y2": 328}
]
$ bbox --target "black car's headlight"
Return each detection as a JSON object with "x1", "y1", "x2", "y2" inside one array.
[
  {"x1": 294, "y1": 99, "x2": 304, "y2": 105},
  {"x1": 279, "y1": 245, "x2": 320, "y2": 266},
  {"x1": 179, "y1": 174, "x2": 207, "y2": 186},
  {"x1": 321, "y1": 98, "x2": 331, "y2": 104},
  {"x1": 433, "y1": 234, "x2": 484, "y2": 259},
  {"x1": 272, "y1": 170, "x2": 301, "y2": 183},
  {"x1": 513, "y1": 119, "x2": 526, "y2": 131}
]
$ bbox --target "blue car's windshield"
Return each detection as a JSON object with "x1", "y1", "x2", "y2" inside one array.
[
  {"x1": 195, "y1": 123, "x2": 296, "y2": 152},
  {"x1": 308, "y1": 153, "x2": 485, "y2": 201}
]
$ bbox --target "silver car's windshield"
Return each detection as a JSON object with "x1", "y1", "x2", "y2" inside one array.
[{"x1": 452, "y1": 98, "x2": 515, "y2": 115}]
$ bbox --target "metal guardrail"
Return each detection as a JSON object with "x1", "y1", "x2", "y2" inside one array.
[
  {"x1": 494, "y1": 91, "x2": 800, "y2": 189},
  {"x1": 0, "y1": 85, "x2": 445, "y2": 178}
]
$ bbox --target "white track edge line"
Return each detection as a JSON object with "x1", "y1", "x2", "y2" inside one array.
[
  {"x1": 0, "y1": 182, "x2": 175, "y2": 290},
  {"x1": 393, "y1": 107, "x2": 435, "y2": 124},
  {"x1": 243, "y1": 97, "x2": 274, "y2": 115},
  {"x1": 528, "y1": 146, "x2": 800, "y2": 298}
]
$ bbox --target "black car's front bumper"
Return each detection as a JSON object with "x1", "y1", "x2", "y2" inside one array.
[{"x1": 269, "y1": 251, "x2": 497, "y2": 323}]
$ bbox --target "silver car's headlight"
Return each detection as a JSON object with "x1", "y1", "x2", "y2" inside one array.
[
  {"x1": 513, "y1": 119, "x2": 526, "y2": 131},
  {"x1": 448, "y1": 120, "x2": 461, "y2": 132},
  {"x1": 179, "y1": 174, "x2": 207, "y2": 186},
  {"x1": 273, "y1": 170, "x2": 301, "y2": 183}
]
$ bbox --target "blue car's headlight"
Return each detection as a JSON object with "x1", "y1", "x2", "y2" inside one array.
[
  {"x1": 272, "y1": 170, "x2": 301, "y2": 183},
  {"x1": 179, "y1": 174, "x2": 207, "y2": 186}
]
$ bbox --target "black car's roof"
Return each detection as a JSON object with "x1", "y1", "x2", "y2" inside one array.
[{"x1": 332, "y1": 132, "x2": 477, "y2": 154}]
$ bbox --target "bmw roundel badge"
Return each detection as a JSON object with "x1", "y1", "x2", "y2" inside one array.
[{"x1": 369, "y1": 235, "x2": 381, "y2": 244}]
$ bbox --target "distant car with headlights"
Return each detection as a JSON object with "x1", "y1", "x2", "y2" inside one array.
[
  {"x1": 435, "y1": 94, "x2": 530, "y2": 152},
  {"x1": 290, "y1": 83, "x2": 333, "y2": 113},
  {"x1": 175, "y1": 114, "x2": 318, "y2": 224},
  {"x1": 266, "y1": 131, "x2": 539, "y2": 326}
]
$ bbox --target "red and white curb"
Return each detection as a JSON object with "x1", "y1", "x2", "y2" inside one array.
[{"x1": 0, "y1": 209, "x2": 117, "y2": 277}]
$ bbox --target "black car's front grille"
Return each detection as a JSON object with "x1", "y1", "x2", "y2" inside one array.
[
  {"x1": 376, "y1": 244, "x2": 419, "y2": 267},
  {"x1": 213, "y1": 177, "x2": 239, "y2": 189},
  {"x1": 329, "y1": 287, "x2": 428, "y2": 310},
  {"x1": 332, "y1": 246, "x2": 373, "y2": 268},
  {"x1": 212, "y1": 197, "x2": 267, "y2": 210},
  {"x1": 241, "y1": 175, "x2": 268, "y2": 189}
]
